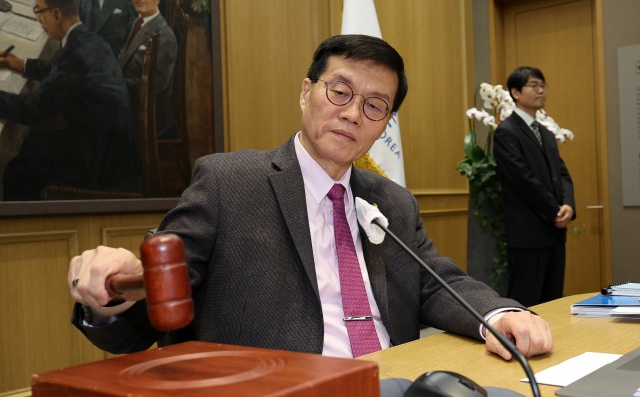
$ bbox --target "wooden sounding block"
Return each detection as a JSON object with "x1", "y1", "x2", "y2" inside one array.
[{"x1": 31, "y1": 341, "x2": 380, "y2": 396}]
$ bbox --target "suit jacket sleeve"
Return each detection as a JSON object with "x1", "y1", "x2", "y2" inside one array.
[
  {"x1": 493, "y1": 125, "x2": 562, "y2": 223},
  {"x1": 0, "y1": 51, "x2": 83, "y2": 125},
  {"x1": 70, "y1": 157, "x2": 220, "y2": 354},
  {"x1": 410, "y1": 194, "x2": 525, "y2": 339},
  {"x1": 366, "y1": 176, "x2": 526, "y2": 343},
  {"x1": 558, "y1": 156, "x2": 576, "y2": 216},
  {"x1": 155, "y1": 30, "x2": 178, "y2": 92}
]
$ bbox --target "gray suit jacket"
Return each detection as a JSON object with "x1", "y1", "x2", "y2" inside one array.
[
  {"x1": 119, "y1": 13, "x2": 177, "y2": 138},
  {"x1": 72, "y1": 135, "x2": 524, "y2": 354},
  {"x1": 80, "y1": 0, "x2": 137, "y2": 57}
]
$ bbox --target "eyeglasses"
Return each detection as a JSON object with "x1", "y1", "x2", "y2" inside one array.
[
  {"x1": 317, "y1": 79, "x2": 390, "y2": 121},
  {"x1": 523, "y1": 82, "x2": 549, "y2": 92},
  {"x1": 32, "y1": 5, "x2": 54, "y2": 15}
]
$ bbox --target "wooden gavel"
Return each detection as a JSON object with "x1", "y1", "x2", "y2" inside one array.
[{"x1": 104, "y1": 234, "x2": 194, "y2": 331}]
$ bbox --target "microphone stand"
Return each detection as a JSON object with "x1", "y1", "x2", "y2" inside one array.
[{"x1": 371, "y1": 219, "x2": 541, "y2": 397}]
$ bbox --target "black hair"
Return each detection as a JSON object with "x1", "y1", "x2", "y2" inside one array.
[
  {"x1": 507, "y1": 66, "x2": 545, "y2": 102},
  {"x1": 43, "y1": 0, "x2": 79, "y2": 16},
  {"x1": 306, "y1": 34, "x2": 408, "y2": 113}
]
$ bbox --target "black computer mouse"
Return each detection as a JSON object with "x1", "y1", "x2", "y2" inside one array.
[{"x1": 403, "y1": 371, "x2": 487, "y2": 397}]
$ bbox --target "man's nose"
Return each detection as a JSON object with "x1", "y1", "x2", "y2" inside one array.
[{"x1": 340, "y1": 97, "x2": 364, "y2": 122}]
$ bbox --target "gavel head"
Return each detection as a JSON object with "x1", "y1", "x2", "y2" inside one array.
[{"x1": 140, "y1": 234, "x2": 194, "y2": 331}]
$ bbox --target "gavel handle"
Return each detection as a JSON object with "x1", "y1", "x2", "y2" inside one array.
[{"x1": 105, "y1": 273, "x2": 145, "y2": 296}]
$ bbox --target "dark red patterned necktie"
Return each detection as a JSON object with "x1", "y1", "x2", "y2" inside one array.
[{"x1": 125, "y1": 17, "x2": 143, "y2": 51}]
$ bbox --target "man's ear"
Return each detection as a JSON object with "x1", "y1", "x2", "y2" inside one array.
[
  {"x1": 52, "y1": 7, "x2": 62, "y2": 21},
  {"x1": 300, "y1": 78, "x2": 311, "y2": 108},
  {"x1": 510, "y1": 87, "x2": 521, "y2": 102}
]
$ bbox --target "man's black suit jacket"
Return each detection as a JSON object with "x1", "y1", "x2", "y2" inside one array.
[
  {"x1": 72, "y1": 135, "x2": 524, "y2": 355},
  {"x1": 493, "y1": 112, "x2": 576, "y2": 249},
  {"x1": 0, "y1": 24, "x2": 138, "y2": 189},
  {"x1": 80, "y1": 0, "x2": 137, "y2": 56}
]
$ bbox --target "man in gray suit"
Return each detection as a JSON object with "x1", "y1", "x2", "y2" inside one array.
[
  {"x1": 79, "y1": 0, "x2": 137, "y2": 56},
  {"x1": 119, "y1": 0, "x2": 178, "y2": 138},
  {"x1": 68, "y1": 35, "x2": 553, "y2": 360}
]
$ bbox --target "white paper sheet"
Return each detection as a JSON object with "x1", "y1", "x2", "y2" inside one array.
[
  {"x1": 520, "y1": 352, "x2": 622, "y2": 387},
  {"x1": 0, "y1": 69, "x2": 11, "y2": 82},
  {"x1": 9, "y1": 0, "x2": 35, "y2": 7},
  {"x1": 1, "y1": 15, "x2": 43, "y2": 41},
  {"x1": 610, "y1": 306, "x2": 640, "y2": 316}
]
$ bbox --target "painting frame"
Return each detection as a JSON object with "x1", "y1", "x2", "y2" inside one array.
[{"x1": 0, "y1": 0, "x2": 224, "y2": 218}]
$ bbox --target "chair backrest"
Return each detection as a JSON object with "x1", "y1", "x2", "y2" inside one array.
[
  {"x1": 137, "y1": 31, "x2": 163, "y2": 197},
  {"x1": 171, "y1": 5, "x2": 189, "y2": 142},
  {"x1": 164, "y1": 0, "x2": 179, "y2": 29}
]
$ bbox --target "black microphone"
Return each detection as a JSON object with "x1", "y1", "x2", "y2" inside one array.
[{"x1": 371, "y1": 218, "x2": 540, "y2": 397}]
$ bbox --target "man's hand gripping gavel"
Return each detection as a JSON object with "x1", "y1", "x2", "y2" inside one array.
[{"x1": 69, "y1": 234, "x2": 194, "y2": 331}]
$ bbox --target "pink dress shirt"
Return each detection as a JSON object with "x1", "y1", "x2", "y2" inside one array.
[{"x1": 293, "y1": 132, "x2": 391, "y2": 358}]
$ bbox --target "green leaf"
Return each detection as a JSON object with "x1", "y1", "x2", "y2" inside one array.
[{"x1": 464, "y1": 131, "x2": 486, "y2": 162}]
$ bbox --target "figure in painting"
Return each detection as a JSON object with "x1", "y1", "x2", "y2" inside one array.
[
  {"x1": 0, "y1": 0, "x2": 139, "y2": 201},
  {"x1": 120, "y1": 0, "x2": 178, "y2": 139},
  {"x1": 79, "y1": 0, "x2": 138, "y2": 57}
]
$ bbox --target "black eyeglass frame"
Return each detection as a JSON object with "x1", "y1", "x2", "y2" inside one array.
[
  {"x1": 316, "y1": 78, "x2": 391, "y2": 121},
  {"x1": 32, "y1": 5, "x2": 55, "y2": 15},
  {"x1": 523, "y1": 82, "x2": 549, "y2": 91}
]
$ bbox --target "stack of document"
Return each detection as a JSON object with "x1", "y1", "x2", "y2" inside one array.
[
  {"x1": 571, "y1": 292, "x2": 640, "y2": 318},
  {"x1": 601, "y1": 282, "x2": 640, "y2": 296}
]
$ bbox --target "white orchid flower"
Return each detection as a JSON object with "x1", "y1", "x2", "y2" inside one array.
[
  {"x1": 482, "y1": 115, "x2": 496, "y2": 127},
  {"x1": 499, "y1": 107, "x2": 513, "y2": 121},
  {"x1": 495, "y1": 86, "x2": 510, "y2": 102},
  {"x1": 496, "y1": 102, "x2": 514, "y2": 121},
  {"x1": 479, "y1": 83, "x2": 496, "y2": 101},
  {"x1": 475, "y1": 109, "x2": 490, "y2": 121},
  {"x1": 540, "y1": 119, "x2": 560, "y2": 134},
  {"x1": 483, "y1": 99, "x2": 498, "y2": 110},
  {"x1": 560, "y1": 128, "x2": 575, "y2": 141},
  {"x1": 537, "y1": 109, "x2": 548, "y2": 118},
  {"x1": 556, "y1": 134, "x2": 566, "y2": 143},
  {"x1": 466, "y1": 107, "x2": 479, "y2": 119}
]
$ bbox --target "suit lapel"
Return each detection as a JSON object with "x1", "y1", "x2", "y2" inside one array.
[
  {"x1": 269, "y1": 136, "x2": 320, "y2": 301},
  {"x1": 350, "y1": 169, "x2": 391, "y2": 331},
  {"x1": 94, "y1": 0, "x2": 116, "y2": 32},
  {"x1": 514, "y1": 114, "x2": 545, "y2": 154},
  {"x1": 539, "y1": 124, "x2": 563, "y2": 199},
  {"x1": 120, "y1": 15, "x2": 162, "y2": 67}
]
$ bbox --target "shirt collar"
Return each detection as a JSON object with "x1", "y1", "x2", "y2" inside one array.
[
  {"x1": 140, "y1": 11, "x2": 160, "y2": 25},
  {"x1": 62, "y1": 21, "x2": 82, "y2": 48},
  {"x1": 293, "y1": 131, "x2": 352, "y2": 205},
  {"x1": 513, "y1": 106, "x2": 536, "y2": 128}
]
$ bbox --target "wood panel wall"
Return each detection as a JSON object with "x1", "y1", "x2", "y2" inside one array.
[
  {"x1": 0, "y1": 213, "x2": 165, "y2": 394},
  {"x1": 0, "y1": 1, "x2": 475, "y2": 394}
]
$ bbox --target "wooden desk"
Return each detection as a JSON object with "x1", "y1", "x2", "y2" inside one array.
[{"x1": 359, "y1": 293, "x2": 640, "y2": 396}]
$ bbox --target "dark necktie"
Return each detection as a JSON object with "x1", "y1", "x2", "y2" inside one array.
[
  {"x1": 327, "y1": 184, "x2": 381, "y2": 358},
  {"x1": 90, "y1": 0, "x2": 100, "y2": 29},
  {"x1": 531, "y1": 121, "x2": 542, "y2": 146},
  {"x1": 125, "y1": 17, "x2": 144, "y2": 51}
]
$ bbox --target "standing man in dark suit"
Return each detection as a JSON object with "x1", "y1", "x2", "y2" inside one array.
[
  {"x1": 119, "y1": 0, "x2": 177, "y2": 138},
  {"x1": 68, "y1": 36, "x2": 553, "y2": 361},
  {"x1": 0, "y1": 0, "x2": 138, "y2": 201},
  {"x1": 79, "y1": 0, "x2": 137, "y2": 57},
  {"x1": 493, "y1": 67, "x2": 576, "y2": 307}
]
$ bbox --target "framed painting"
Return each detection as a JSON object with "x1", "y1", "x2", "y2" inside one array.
[{"x1": 0, "y1": 0, "x2": 223, "y2": 217}]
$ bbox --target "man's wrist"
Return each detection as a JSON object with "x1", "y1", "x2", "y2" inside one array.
[{"x1": 480, "y1": 307, "x2": 524, "y2": 339}]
